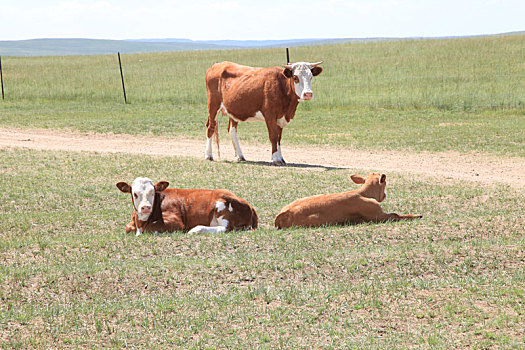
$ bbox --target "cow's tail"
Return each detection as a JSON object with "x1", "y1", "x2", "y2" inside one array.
[{"x1": 214, "y1": 114, "x2": 221, "y2": 159}]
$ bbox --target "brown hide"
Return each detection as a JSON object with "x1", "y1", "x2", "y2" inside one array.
[
  {"x1": 123, "y1": 188, "x2": 258, "y2": 233},
  {"x1": 274, "y1": 173, "x2": 422, "y2": 229},
  {"x1": 206, "y1": 62, "x2": 299, "y2": 125},
  {"x1": 205, "y1": 61, "x2": 320, "y2": 165}
]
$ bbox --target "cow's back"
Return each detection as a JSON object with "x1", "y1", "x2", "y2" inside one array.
[
  {"x1": 206, "y1": 61, "x2": 257, "y2": 93},
  {"x1": 162, "y1": 188, "x2": 257, "y2": 231},
  {"x1": 275, "y1": 192, "x2": 362, "y2": 228}
]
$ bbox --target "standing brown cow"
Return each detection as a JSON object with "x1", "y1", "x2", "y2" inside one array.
[{"x1": 204, "y1": 61, "x2": 323, "y2": 165}]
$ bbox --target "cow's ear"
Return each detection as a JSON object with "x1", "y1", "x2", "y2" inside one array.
[
  {"x1": 350, "y1": 175, "x2": 366, "y2": 184},
  {"x1": 283, "y1": 67, "x2": 293, "y2": 78},
  {"x1": 154, "y1": 181, "x2": 169, "y2": 192},
  {"x1": 116, "y1": 182, "x2": 131, "y2": 193},
  {"x1": 380, "y1": 174, "x2": 386, "y2": 183},
  {"x1": 311, "y1": 66, "x2": 323, "y2": 76}
]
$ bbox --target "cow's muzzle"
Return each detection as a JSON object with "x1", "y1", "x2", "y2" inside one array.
[
  {"x1": 140, "y1": 205, "x2": 152, "y2": 214},
  {"x1": 302, "y1": 92, "x2": 313, "y2": 100}
]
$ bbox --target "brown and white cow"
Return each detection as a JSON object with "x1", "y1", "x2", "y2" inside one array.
[
  {"x1": 204, "y1": 61, "x2": 323, "y2": 165},
  {"x1": 116, "y1": 177, "x2": 258, "y2": 235},
  {"x1": 274, "y1": 173, "x2": 422, "y2": 229}
]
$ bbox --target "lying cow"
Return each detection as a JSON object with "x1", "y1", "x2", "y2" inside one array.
[
  {"x1": 274, "y1": 173, "x2": 422, "y2": 229},
  {"x1": 116, "y1": 177, "x2": 258, "y2": 235},
  {"x1": 204, "y1": 60, "x2": 323, "y2": 165}
]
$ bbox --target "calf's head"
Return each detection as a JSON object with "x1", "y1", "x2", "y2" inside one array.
[
  {"x1": 351, "y1": 172, "x2": 387, "y2": 202},
  {"x1": 283, "y1": 61, "x2": 323, "y2": 101},
  {"x1": 116, "y1": 177, "x2": 169, "y2": 221}
]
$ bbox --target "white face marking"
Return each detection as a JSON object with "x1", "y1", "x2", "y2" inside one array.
[
  {"x1": 228, "y1": 203, "x2": 233, "y2": 212},
  {"x1": 131, "y1": 177, "x2": 156, "y2": 221},
  {"x1": 215, "y1": 201, "x2": 226, "y2": 212},
  {"x1": 290, "y1": 62, "x2": 315, "y2": 101},
  {"x1": 277, "y1": 116, "x2": 289, "y2": 128},
  {"x1": 229, "y1": 126, "x2": 245, "y2": 160}
]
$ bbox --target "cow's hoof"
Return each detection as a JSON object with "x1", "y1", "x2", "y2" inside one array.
[
  {"x1": 205, "y1": 155, "x2": 214, "y2": 161},
  {"x1": 272, "y1": 160, "x2": 286, "y2": 166},
  {"x1": 235, "y1": 156, "x2": 246, "y2": 162}
]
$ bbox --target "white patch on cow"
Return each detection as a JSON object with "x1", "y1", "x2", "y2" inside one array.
[
  {"x1": 188, "y1": 214, "x2": 229, "y2": 234},
  {"x1": 228, "y1": 203, "x2": 233, "y2": 212},
  {"x1": 220, "y1": 103, "x2": 229, "y2": 116},
  {"x1": 136, "y1": 228, "x2": 143, "y2": 236},
  {"x1": 229, "y1": 126, "x2": 245, "y2": 160},
  {"x1": 205, "y1": 137, "x2": 213, "y2": 159},
  {"x1": 277, "y1": 116, "x2": 289, "y2": 128},
  {"x1": 215, "y1": 201, "x2": 226, "y2": 212},
  {"x1": 131, "y1": 177, "x2": 155, "y2": 222},
  {"x1": 189, "y1": 225, "x2": 227, "y2": 234},
  {"x1": 243, "y1": 111, "x2": 266, "y2": 123},
  {"x1": 272, "y1": 144, "x2": 284, "y2": 163},
  {"x1": 217, "y1": 216, "x2": 229, "y2": 229}
]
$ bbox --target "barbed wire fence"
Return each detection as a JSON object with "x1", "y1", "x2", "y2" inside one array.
[{"x1": 0, "y1": 49, "x2": 524, "y2": 110}]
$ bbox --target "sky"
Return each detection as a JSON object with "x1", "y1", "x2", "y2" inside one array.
[{"x1": 0, "y1": 0, "x2": 524, "y2": 41}]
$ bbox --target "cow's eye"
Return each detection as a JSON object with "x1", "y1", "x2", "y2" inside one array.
[
  {"x1": 133, "y1": 193, "x2": 138, "y2": 199},
  {"x1": 293, "y1": 75, "x2": 300, "y2": 83}
]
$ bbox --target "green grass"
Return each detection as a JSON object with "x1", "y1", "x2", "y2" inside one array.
[
  {"x1": 1, "y1": 35, "x2": 524, "y2": 155},
  {"x1": 0, "y1": 35, "x2": 524, "y2": 348},
  {"x1": 1, "y1": 148, "x2": 523, "y2": 348}
]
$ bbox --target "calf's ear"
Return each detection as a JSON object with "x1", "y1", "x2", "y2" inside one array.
[
  {"x1": 116, "y1": 182, "x2": 131, "y2": 193},
  {"x1": 154, "y1": 181, "x2": 169, "y2": 192},
  {"x1": 311, "y1": 66, "x2": 323, "y2": 76},
  {"x1": 350, "y1": 175, "x2": 366, "y2": 184},
  {"x1": 380, "y1": 174, "x2": 387, "y2": 183},
  {"x1": 282, "y1": 67, "x2": 293, "y2": 78}
]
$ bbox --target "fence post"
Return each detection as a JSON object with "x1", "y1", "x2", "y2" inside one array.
[
  {"x1": 0, "y1": 56, "x2": 4, "y2": 101},
  {"x1": 286, "y1": 48, "x2": 290, "y2": 64},
  {"x1": 118, "y1": 52, "x2": 127, "y2": 104}
]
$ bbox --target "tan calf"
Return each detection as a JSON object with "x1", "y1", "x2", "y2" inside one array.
[
  {"x1": 275, "y1": 173, "x2": 422, "y2": 229},
  {"x1": 117, "y1": 177, "x2": 258, "y2": 235}
]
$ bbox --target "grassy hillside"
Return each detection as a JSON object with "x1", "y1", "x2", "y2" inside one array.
[{"x1": 0, "y1": 34, "x2": 524, "y2": 156}]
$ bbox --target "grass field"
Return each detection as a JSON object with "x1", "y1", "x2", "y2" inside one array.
[
  {"x1": 0, "y1": 34, "x2": 524, "y2": 155},
  {"x1": 0, "y1": 34, "x2": 524, "y2": 348},
  {"x1": 1, "y1": 148, "x2": 523, "y2": 348}
]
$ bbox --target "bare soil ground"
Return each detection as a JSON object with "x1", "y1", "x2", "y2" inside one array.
[{"x1": 1, "y1": 127, "x2": 523, "y2": 188}]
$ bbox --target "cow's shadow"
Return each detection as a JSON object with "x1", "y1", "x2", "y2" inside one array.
[{"x1": 223, "y1": 160, "x2": 346, "y2": 171}]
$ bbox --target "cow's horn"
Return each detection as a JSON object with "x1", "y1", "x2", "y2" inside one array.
[
  {"x1": 310, "y1": 61, "x2": 323, "y2": 67},
  {"x1": 283, "y1": 64, "x2": 293, "y2": 69}
]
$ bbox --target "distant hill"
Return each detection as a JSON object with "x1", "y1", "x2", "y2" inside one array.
[
  {"x1": 0, "y1": 32, "x2": 521, "y2": 57},
  {"x1": 0, "y1": 37, "x2": 364, "y2": 57},
  {"x1": 0, "y1": 38, "x2": 239, "y2": 57}
]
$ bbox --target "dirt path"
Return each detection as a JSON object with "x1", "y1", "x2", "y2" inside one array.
[{"x1": 1, "y1": 127, "x2": 523, "y2": 188}]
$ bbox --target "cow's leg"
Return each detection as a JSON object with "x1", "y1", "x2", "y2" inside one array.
[
  {"x1": 228, "y1": 118, "x2": 246, "y2": 162},
  {"x1": 265, "y1": 118, "x2": 285, "y2": 166},
  {"x1": 188, "y1": 202, "x2": 230, "y2": 234},
  {"x1": 205, "y1": 98, "x2": 221, "y2": 161},
  {"x1": 276, "y1": 126, "x2": 285, "y2": 165},
  {"x1": 358, "y1": 199, "x2": 422, "y2": 223}
]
